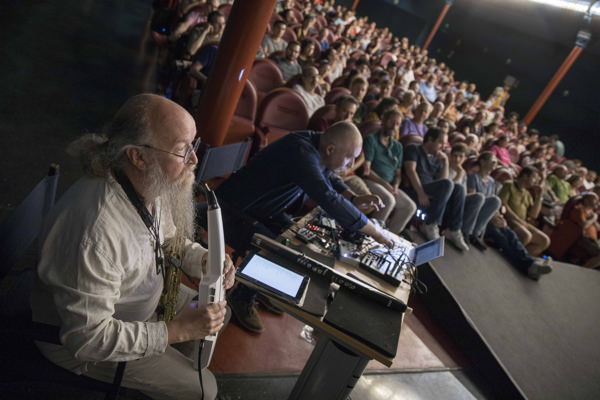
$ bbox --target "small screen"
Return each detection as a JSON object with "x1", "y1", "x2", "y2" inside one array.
[
  {"x1": 240, "y1": 255, "x2": 305, "y2": 298},
  {"x1": 413, "y1": 237, "x2": 444, "y2": 266}
]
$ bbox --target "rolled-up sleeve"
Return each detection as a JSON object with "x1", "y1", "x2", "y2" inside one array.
[{"x1": 292, "y1": 150, "x2": 367, "y2": 232}]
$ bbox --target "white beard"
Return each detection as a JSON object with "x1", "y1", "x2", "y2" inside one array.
[{"x1": 143, "y1": 162, "x2": 197, "y2": 241}]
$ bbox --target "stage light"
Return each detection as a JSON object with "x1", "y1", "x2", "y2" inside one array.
[{"x1": 528, "y1": 0, "x2": 600, "y2": 16}]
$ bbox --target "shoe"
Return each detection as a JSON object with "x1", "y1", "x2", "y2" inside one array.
[
  {"x1": 419, "y1": 223, "x2": 440, "y2": 240},
  {"x1": 469, "y1": 235, "x2": 488, "y2": 251},
  {"x1": 527, "y1": 262, "x2": 553, "y2": 281},
  {"x1": 256, "y1": 294, "x2": 284, "y2": 315},
  {"x1": 444, "y1": 230, "x2": 470, "y2": 251},
  {"x1": 228, "y1": 295, "x2": 264, "y2": 333}
]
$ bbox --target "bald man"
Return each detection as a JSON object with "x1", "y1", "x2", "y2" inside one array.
[
  {"x1": 215, "y1": 122, "x2": 394, "y2": 333},
  {"x1": 31, "y1": 94, "x2": 234, "y2": 400}
]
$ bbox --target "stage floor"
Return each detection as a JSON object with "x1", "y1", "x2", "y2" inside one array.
[{"x1": 414, "y1": 234, "x2": 600, "y2": 399}]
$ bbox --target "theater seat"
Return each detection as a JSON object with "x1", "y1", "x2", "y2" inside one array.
[
  {"x1": 255, "y1": 88, "x2": 309, "y2": 146},
  {"x1": 491, "y1": 167, "x2": 513, "y2": 184},
  {"x1": 225, "y1": 80, "x2": 258, "y2": 145},
  {"x1": 358, "y1": 120, "x2": 382, "y2": 137},
  {"x1": 324, "y1": 87, "x2": 351, "y2": 104},
  {"x1": 308, "y1": 104, "x2": 336, "y2": 131},
  {"x1": 282, "y1": 27, "x2": 297, "y2": 43},
  {"x1": 379, "y1": 52, "x2": 395, "y2": 68},
  {"x1": 400, "y1": 134, "x2": 423, "y2": 147},
  {"x1": 249, "y1": 58, "x2": 285, "y2": 103}
]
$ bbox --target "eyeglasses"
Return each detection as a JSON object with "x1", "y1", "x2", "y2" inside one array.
[{"x1": 138, "y1": 138, "x2": 200, "y2": 163}]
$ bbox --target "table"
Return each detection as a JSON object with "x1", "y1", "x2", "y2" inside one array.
[{"x1": 266, "y1": 210, "x2": 412, "y2": 400}]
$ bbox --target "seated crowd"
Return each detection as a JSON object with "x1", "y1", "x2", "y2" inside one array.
[{"x1": 154, "y1": 0, "x2": 600, "y2": 312}]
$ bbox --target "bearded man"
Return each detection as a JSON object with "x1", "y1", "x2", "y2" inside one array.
[
  {"x1": 30, "y1": 94, "x2": 235, "y2": 400},
  {"x1": 362, "y1": 110, "x2": 416, "y2": 234}
]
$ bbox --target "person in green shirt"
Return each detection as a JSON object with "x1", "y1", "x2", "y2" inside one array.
[
  {"x1": 362, "y1": 110, "x2": 417, "y2": 233},
  {"x1": 546, "y1": 165, "x2": 571, "y2": 204}
]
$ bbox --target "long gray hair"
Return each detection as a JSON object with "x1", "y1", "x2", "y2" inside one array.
[{"x1": 67, "y1": 94, "x2": 158, "y2": 177}]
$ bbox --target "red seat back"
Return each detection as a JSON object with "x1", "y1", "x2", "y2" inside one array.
[
  {"x1": 379, "y1": 52, "x2": 395, "y2": 68},
  {"x1": 234, "y1": 80, "x2": 258, "y2": 121},
  {"x1": 249, "y1": 58, "x2": 285, "y2": 101},
  {"x1": 358, "y1": 120, "x2": 382, "y2": 137},
  {"x1": 308, "y1": 104, "x2": 337, "y2": 130},
  {"x1": 255, "y1": 88, "x2": 309, "y2": 145},
  {"x1": 282, "y1": 27, "x2": 297, "y2": 43},
  {"x1": 324, "y1": 87, "x2": 351, "y2": 104},
  {"x1": 400, "y1": 134, "x2": 423, "y2": 147}
]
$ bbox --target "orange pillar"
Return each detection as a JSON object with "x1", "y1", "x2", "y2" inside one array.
[
  {"x1": 351, "y1": 0, "x2": 360, "y2": 11},
  {"x1": 523, "y1": 46, "x2": 583, "y2": 125},
  {"x1": 194, "y1": 0, "x2": 277, "y2": 147},
  {"x1": 422, "y1": 1, "x2": 452, "y2": 50}
]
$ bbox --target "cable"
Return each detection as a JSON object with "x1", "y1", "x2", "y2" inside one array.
[{"x1": 198, "y1": 339, "x2": 205, "y2": 400}]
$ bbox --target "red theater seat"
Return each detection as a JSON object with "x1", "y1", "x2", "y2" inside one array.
[
  {"x1": 358, "y1": 120, "x2": 382, "y2": 137},
  {"x1": 225, "y1": 80, "x2": 258, "y2": 145},
  {"x1": 249, "y1": 58, "x2": 285, "y2": 103},
  {"x1": 282, "y1": 27, "x2": 297, "y2": 43},
  {"x1": 400, "y1": 134, "x2": 423, "y2": 147},
  {"x1": 308, "y1": 104, "x2": 336, "y2": 131},
  {"x1": 255, "y1": 88, "x2": 309, "y2": 146},
  {"x1": 324, "y1": 87, "x2": 351, "y2": 104}
]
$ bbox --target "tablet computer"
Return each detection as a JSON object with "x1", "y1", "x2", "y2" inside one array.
[{"x1": 236, "y1": 253, "x2": 310, "y2": 307}]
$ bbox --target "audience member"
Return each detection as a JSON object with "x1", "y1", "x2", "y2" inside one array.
[
  {"x1": 403, "y1": 128, "x2": 470, "y2": 250},
  {"x1": 466, "y1": 151, "x2": 503, "y2": 250},
  {"x1": 362, "y1": 110, "x2": 417, "y2": 233},
  {"x1": 257, "y1": 20, "x2": 288, "y2": 58},
  {"x1": 293, "y1": 66, "x2": 325, "y2": 117},
  {"x1": 546, "y1": 165, "x2": 571, "y2": 204},
  {"x1": 400, "y1": 102, "x2": 431, "y2": 137},
  {"x1": 275, "y1": 41, "x2": 303, "y2": 81},
  {"x1": 498, "y1": 166, "x2": 550, "y2": 257}
]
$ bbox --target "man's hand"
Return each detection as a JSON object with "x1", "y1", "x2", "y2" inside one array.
[
  {"x1": 436, "y1": 150, "x2": 448, "y2": 162},
  {"x1": 371, "y1": 226, "x2": 396, "y2": 248},
  {"x1": 530, "y1": 184, "x2": 543, "y2": 199},
  {"x1": 353, "y1": 194, "x2": 384, "y2": 213},
  {"x1": 417, "y1": 191, "x2": 430, "y2": 207},
  {"x1": 491, "y1": 212, "x2": 507, "y2": 228},
  {"x1": 168, "y1": 300, "x2": 227, "y2": 344},
  {"x1": 391, "y1": 183, "x2": 400, "y2": 196},
  {"x1": 223, "y1": 254, "x2": 235, "y2": 290}
]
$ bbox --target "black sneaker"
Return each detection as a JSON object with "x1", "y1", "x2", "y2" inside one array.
[
  {"x1": 228, "y1": 296, "x2": 264, "y2": 333},
  {"x1": 256, "y1": 294, "x2": 284, "y2": 315},
  {"x1": 470, "y1": 235, "x2": 488, "y2": 251}
]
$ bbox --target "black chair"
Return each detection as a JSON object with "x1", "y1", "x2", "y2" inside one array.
[{"x1": 0, "y1": 165, "x2": 132, "y2": 400}]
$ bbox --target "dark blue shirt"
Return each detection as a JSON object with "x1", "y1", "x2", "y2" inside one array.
[
  {"x1": 216, "y1": 131, "x2": 368, "y2": 232},
  {"x1": 404, "y1": 144, "x2": 441, "y2": 185}
]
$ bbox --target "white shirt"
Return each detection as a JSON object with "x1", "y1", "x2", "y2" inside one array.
[
  {"x1": 31, "y1": 175, "x2": 207, "y2": 373},
  {"x1": 257, "y1": 34, "x2": 287, "y2": 58},
  {"x1": 293, "y1": 84, "x2": 325, "y2": 117}
]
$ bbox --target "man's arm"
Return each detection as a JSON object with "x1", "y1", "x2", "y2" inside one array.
[
  {"x1": 189, "y1": 61, "x2": 207, "y2": 83},
  {"x1": 404, "y1": 160, "x2": 430, "y2": 207},
  {"x1": 363, "y1": 160, "x2": 395, "y2": 192},
  {"x1": 436, "y1": 151, "x2": 449, "y2": 180},
  {"x1": 186, "y1": 24, "x2": 212, "y2": 56},
  {"x1": 527, "y1": 185, "x2": 543, "y2": 221}
]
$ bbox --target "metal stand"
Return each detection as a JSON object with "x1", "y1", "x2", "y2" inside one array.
[{"x1": 288, "y1": 334, "x2": 368, "y2": 400}]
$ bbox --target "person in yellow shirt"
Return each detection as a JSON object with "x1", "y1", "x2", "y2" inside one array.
[{"x1": 498, "y1": 166, "x2": 550, "y2": 257}]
